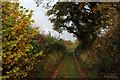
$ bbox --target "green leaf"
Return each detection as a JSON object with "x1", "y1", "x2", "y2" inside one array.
[
  {"x1": 2, "y1": 53, "x2": 7, "y2": 58},
  {"x1": 11, "y1": 31, "x2": 15, "y2": 35},
  {"x1": 3, "y1": 43, "x2": 7, "y2": 47},
  {"x1": 16, "y1": 67, "x2": 20, "y2": 71},
  {"x1": 25, "y1": 10, "x2": 29, "y2": 13},
  {"x1": 4, "y1": 27, "x2": 10, "y2": 31},
  {"x1": 7, "y1": 42, "x2": 10, "y2": 45},
  {"x1": 30, "y1": 10, "x2": 33, "y2": 13},
  {"x1": 20, "y1": 6, "x2": 23, "y2": 8},
  {"x1": 13, "y1": 44, "x2": 17, "y2": 47}
]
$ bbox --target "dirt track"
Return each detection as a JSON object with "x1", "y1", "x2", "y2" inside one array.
[
  {"x1": 74, "y1": 56, "x2": 89, "y2": 78},
  {"x1": 51, "y1": 54, "x2": 88, "y2": 78},
  {"x1": 52, "y1": 56, "x2": 66, "y2": 78}
]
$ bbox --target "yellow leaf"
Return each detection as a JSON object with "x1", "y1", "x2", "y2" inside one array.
[
  {"x1": 0, "y1": 56, "x2": 1, "y2": 60},
  {"x1": 14, "y1": 58, "x2": 18, "y2": 61},
  {"x1": 8, "y1": 66, "x2": 10, "y2": 69},
  {"x1": 9, "y1": 55, "x2": 14, "y2": 58},
  {"x1": 6, "y1": 51, "x2": 11, "y2": 55},
  {"x1": 20, "y1": 35, "x2": 24, "y2": 38},
  {"x1": 13, "y1": 53, "x2": 16, "y2": 56},
  {"x1": 6, "y1": 72, "x2": 9, "y2": 74},
  {"x1": 98, "y1": 44, "x2": 101, "y2": 47},
  {"x1": 25, "y1": 58, "x2": 28, "y2": 61},
  {"x1": 18, "y1": 54, "x2": 21, "y2": 58},
  {"x1": 30, "y1": 45, "x2": 33, "y2": 49},
  {"x1": 0, "y1": 67, "x2": 3, "y2": 71},
  {"x1": 39, "y1": 51, "x2": 43, "y2": 56},
  {"x1": 8, "y1": 47, "x2": 12, "y2": 50}
]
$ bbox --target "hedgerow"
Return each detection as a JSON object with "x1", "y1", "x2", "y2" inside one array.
[{"x1": 2, "y1": 2, "x2": 44, "y2": 79}]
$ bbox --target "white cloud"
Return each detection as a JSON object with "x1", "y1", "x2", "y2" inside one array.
[
  {"x1": 20, "y1": 0, "x2": 34, "y2": 2},
  {"x1": 19, "y1": 0, "x2": 76, "y2": 42}
]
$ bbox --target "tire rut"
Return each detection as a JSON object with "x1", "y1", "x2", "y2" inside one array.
[
  {"x1": 74, "y1": 56, "x2": 89, "y2": 78},
  {"x1": 52, "y1": 56, "x2": 66, "y2": 78}
]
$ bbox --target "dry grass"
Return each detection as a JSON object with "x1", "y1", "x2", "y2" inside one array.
[
  {"x1": 48, "y1": 51, "x2": 63, "y2": 66},
  {"x1": 80, "y1": 50, "x2": 98, "y2": 65}
]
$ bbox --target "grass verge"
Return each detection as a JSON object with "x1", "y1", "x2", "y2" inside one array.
[{"x1": 77, "y1": 57, "x2": 99, "y2": 78}]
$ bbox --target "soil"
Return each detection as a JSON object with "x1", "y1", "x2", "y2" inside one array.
[
  {"x1": 52, "y1": 56, "x2": 66, "y2": 78},
  {"x1": 46, "y1": 55, "x2": 66, "y2": 78},
  {"x1": 74, "y1": 56, "x2": 89, "y2": 78}
]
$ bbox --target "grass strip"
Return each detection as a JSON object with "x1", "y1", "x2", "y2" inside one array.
[{"x1": 58, "y1": 56, "x2": 79, "y2": 78}]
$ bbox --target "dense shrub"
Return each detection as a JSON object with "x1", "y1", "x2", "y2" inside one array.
[
  {"x1": 43, "y1": 32, "x2": 66, "y2": 54},
  {"x1": 91, "y1": 3, "x2": 120, "y2": 77},
  {"x1": 92, "y1": 25, "x2": 120, "y2": 77},
  {"x1": 2, "y1": 2, "x2": 44, "y2": 79}
]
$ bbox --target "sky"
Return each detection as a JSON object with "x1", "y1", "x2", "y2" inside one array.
[{"x1": 19, "y1": 0, "x2": 76, "y2": 42}]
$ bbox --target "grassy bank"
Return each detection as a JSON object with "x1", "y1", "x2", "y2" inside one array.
[{"x1": 76, "y1": 56, "x2": 99, "y2": 78}]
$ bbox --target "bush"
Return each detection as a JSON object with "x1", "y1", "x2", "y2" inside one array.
[
  {"x1": 43, "y1": 32, "x2": 66, "y2": 55},
  {"x1": 92, "y1": 26, "x2": 120, "y2": 77},
  {"x1": 2, "y1": 2, "x2": 43, "y2": 79}
]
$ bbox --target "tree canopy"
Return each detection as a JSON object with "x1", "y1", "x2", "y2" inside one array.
[
  {"x1": 46, "y1": 2, "x2": 102, "y2": 48},
  {"x1": 34, "y1": 1, "x2": 120, "y2": 49}
]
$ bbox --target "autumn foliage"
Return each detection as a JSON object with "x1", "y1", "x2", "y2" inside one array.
[
  {"x1": 91, "y1": 3, "x2": 120, "y2": 77},
  {"x1": 2, "y1": 2, "x2": 43, "y2": 79},
  {"x1": 2, "y1": 2, "x2": 67, "y2": 79}
]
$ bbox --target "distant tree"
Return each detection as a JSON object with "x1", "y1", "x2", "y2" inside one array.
[{"x1": 64, "y1": 40, "x2": 74, "y2": 51}]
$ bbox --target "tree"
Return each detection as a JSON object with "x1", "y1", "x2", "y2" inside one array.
[{"x1": 46, "y1": 2, "x2": 102, "y2": 49}]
